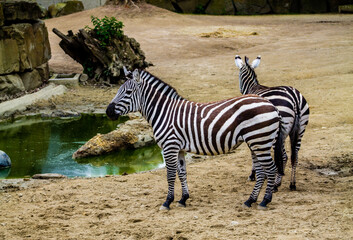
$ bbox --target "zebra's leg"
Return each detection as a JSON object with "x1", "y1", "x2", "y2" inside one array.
[
  {"x1": 258, "y1": 152, "x2": 277, "y2": 209},
  {"x1": 289, "y1": 136, "x2": 300, "y2": 191},
  {"x1": 160, "y1": 149, "x2": 179, "y2": 210},
  {"x1": 273, "y1": 145, "x2": 288, "y2": 192},
  {"x1": 176, "y1": 151, "x2": 189, "y2": 207},
  {"x1": 248, "y1": 151, "x2": 257, "y2": 181},
  {"x1": 243, "y1": 161, "x2": 265, "y2": 208}
]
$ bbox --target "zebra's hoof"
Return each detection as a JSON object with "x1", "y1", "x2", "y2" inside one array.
[
  {"x1": 177, "y1": 202, "x2": 186, "y2": 208},
  {"x1": 290, "y1": 183, "x2": 296, "y2": 191},
  {"x1": 159, "y1": 205, "x2": 170, "y2": 211},
  {"x1": 243, "y1": 198, "x2": 256, "y2": 208},
  {"x1": 257, "y1": 205, "x2": 268, "y2": 210},
  {"x1": 242, "y1": 203, "x2": 251, "y2": 209},
  {"x1": 247, "y1": 176, "x2": 256, "y2": 181}
]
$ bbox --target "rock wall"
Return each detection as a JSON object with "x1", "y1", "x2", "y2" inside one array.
[
  {"x1": 146, "y1": 0, "x2": 353, "y2": 14},
  {"x1": 0, "y1": 0, "x2": 51, "y2": 101},
  {"x1": 36, "y1": 0, "x2": 104, "y2": 10},
  {"x1": 47, "y1": 1, "x2": 84, "y2": 18}
]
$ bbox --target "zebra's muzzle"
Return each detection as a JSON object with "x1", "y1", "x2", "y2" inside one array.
[{"x1": 106, "y1": 103, "x2": 120, "y2": 120}]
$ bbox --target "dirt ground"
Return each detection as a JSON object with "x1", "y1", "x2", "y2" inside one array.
[{"x1": 1, "y1": 3, "x2": 353, "y2": 239}]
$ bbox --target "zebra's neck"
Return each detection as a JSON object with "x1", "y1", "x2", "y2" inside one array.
[
  {"x1": 138, "y1": 71, "x2": 184, "y2": 128},
  {"x1": 239, "y1": 67, "x2": 259, "y2": 94}
]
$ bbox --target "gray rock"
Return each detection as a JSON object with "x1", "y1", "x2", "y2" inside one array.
[
  {"x1": 0, "y1": 74, "x2": 25, "y2": 98},
  {"x1": 20, "y1": 69, "x2": 42, "y2": 91},
  {"x1": 32, "y1": 173, "x2": 67, "y2": 179},
  {"x1": 300, "y1": 0, "x2": 327, "y2": 13},
  {"x1": 0, "y1": 3, "x2": 4, "y2": 27},
  {"x1": 0, "y1": 150, "x2": 11, "y2": 169},
  {"x1": 268, "y1": 0, "x2": 292, "y2": 14},
  {"x1": 1, "y1": 0, "x2": 42, "y2": 22},
  {"x1": 48, "y1": 1, "x2": 84, "y2": 18},
  {"x1": 0, "y1": 21, "x2": 51, "y2": 74},
  {"x1": 234, "y1": 0, "x2": 271, "y2": 15}
]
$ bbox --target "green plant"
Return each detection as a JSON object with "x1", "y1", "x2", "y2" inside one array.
[
  {"x1": 83, "y1": 61, "x2": 95, "y2": 78},
  {"x1": 86, "y1": 16, "x2": 124, "y2": 48}
]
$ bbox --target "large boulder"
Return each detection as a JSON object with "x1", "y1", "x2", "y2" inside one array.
[
  {"x1": 145, "y1": 0, "x2": 175, "y2": 12},
  {"x1": 206, "y1": 0, "x2": 235, "y2": 15},
  {"x1": 0, "y1": 37, "x2": 19, "y2": 74},
  {"x1": 1, "y1": 0, "x2": 42, "y2": 22},
  {"x1": 0, "y1": 150, "x2": 11, "y2": 169},
  {"x1": 268, "y1": 0, "x2": 292, "y2": 13},
  {"x1": 20, "y1": 69, "x2": 42, "y2": 91},
  {"x1": 234, "y1": 0, "x2": 271, "y2": 14},
  {"x1": 0, "y1": 3, "x2": 4, "y2": 27},
  {"x1": 0, "y1": 21, "x2": 51, "y2": 75},
  {"x1": 73, "y1": 118, "x2": 155, "y2": 159},
  {"x1": 300, "y1": 0, "x2": 327, "y2": 13},
  {"x1": 48, "y1": 1, "x2": 84, "y2": 18}
]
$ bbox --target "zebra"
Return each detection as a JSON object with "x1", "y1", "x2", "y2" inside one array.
[
  {"x1": 106, "y1": 68, "x2": 284, "y2": 210},
  {"x1": 234, "y1": 55, "x2": 309, "y2": 191}
]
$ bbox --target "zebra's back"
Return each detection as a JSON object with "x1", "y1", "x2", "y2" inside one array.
[{"x1": 171, "y1": 95, "x2": 280, "y2": 156}]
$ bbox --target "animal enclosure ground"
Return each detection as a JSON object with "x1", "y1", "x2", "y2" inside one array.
[{"x1": 1, "y1": 4, "x2": 353, "y2": 240}]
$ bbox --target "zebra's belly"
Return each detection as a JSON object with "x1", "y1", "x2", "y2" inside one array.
[{"x1": 182, "y1": 137, "x2": 244, "y2": 156}]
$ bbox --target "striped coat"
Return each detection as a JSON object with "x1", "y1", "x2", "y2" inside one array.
[
  {"x1": 235, "y1": 55, "x2": 309, "y2": 190},
  {"x1": 106, "y1": 69, "x2": 283, "y2": 210}
]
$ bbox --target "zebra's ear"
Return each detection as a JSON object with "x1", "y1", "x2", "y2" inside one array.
[
  {"x1": 235, "y1": 55, "x2": 243, "y2": 69},
  {"x1": 132, "y1": 69, "x2": 140, "y2": 82},
  {"x1": 251, "y1": 56, "x2": 261, "y2": 69}
]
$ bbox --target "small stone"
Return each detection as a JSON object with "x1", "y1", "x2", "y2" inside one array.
[
  {"x1": 79, "y1": 74, "x2": 89, "y2": 82},
  {"x1": 32, "y1": 173, "x2": 67, "y2": 179},
  {"x1": 230, "y1": 221, "x2": 239, "y2": 226}
]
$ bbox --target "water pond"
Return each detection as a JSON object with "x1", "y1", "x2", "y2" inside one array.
[{"x1": 0, "y1": 114, "x2": 164, "y2": 179}]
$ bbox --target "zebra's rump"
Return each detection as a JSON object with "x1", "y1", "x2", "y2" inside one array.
[{"x1": 252, "y1": 85, "x2": 309, "y2": 135}]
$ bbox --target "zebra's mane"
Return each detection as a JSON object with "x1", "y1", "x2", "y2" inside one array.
[
  {"x1": 244, "y1": 61, "x2": 258, "y2": 81},
  {"x1": 141, "y1": 70, "x2": 185, "y2": 100}
]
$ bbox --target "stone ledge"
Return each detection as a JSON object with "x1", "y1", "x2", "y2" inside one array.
[
  {"x1": 49, "y1": 73, "x2": 80, "y2": 86},
  {"x1": 0, "y1": 84, "x2": 67, "y2": 117}
]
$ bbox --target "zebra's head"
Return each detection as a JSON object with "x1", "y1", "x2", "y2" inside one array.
[
  {"x1": 235, "y1": 55, "x2": 261, "y2": 94},
  {"x1": 106, "y1": 67, "x2": 142, "y2": 120}
]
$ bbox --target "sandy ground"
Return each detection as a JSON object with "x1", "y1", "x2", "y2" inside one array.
[{"x1": 1, "y1": 3, "x2": 353, "y2": 239}]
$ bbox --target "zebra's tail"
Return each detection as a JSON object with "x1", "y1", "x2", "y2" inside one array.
[
  {"x1": 290, "y1": 113, "x2": 300, "y2": 166},
  {"x1": 274, "y1": 118, "x2": 285, "y2": 176}
]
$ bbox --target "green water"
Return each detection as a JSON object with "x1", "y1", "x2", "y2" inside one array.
[{"x1": 0, "y1": 114, "x2": 163, "y2": 179}]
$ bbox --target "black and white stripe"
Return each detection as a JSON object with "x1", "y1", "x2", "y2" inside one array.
[
  {"x1": 106, "y1": 69, "x2": 284, "y2": 210},
  {"x1": 235, "y1": 55, "x2": 310, "y2": 190}
]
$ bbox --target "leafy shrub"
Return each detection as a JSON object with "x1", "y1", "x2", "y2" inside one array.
[{"x1": 86, "y1": 16, "x2": 124, "y2": 48}]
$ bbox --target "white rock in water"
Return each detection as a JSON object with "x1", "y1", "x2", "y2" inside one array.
[{"x1": 0, "y1": 150, "x2": 11, "y2": 169}]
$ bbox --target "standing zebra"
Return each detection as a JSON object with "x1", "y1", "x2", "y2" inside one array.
[
  {"x1": 235, "y1": 55, "x2": 309, "y2": 191},
  {"x1": 106, "y1": 68, "x2": 284, "y2": 210}
]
